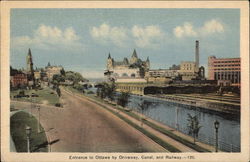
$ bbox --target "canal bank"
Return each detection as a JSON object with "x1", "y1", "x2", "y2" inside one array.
[
  {"x1": 144, "y1": 93, "x2": 240, "y2": 116},
  {"x1": 126, "y1": 94, "x2": 240, "y2": 152}
]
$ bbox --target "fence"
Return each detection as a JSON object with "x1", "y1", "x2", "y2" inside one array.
[{"x1": 156, "y1": 117, "x2": 240, "y2": 152}]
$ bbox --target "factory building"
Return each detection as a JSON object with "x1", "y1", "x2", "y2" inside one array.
[{"x1": 208, "y1": 56, "x2": 240, "y2": 87}]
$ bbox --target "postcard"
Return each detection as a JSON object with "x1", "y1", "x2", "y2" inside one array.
[{"x1": 1, "y1": 1, "x2": 249, "y2": 162}]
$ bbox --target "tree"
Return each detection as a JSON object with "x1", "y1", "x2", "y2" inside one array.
[
  {"x1": 137, "y1": 99, "x2": 152, "y2": 127},
  {"x1": 106, "y1": 82, "x2": 116, "y2": 101},
  {"x1": 187, "y1": 113, "x2": 202, "y2": 144},
  {"x1": 52, "y1": 74, "x2": 65, "y2": 84},
  {"x1": 117, "y1": 91, "x2": 130, "y2": 108},
  {"x1": 56, "y1": 87, "x2": 61, "y2": 97},
  {"x1": 96, "y1": 82, "x2": 116, "y2": 100},
  {"x1": 60, "y1": 68, "x2": 66, "y2": 76}
]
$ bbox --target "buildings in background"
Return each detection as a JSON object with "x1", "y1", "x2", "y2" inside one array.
[
  {"x1": 208, "y1": 56, "x2": 240, "y2": 87},
  {"x1": 144, "y1": 40, "x2": 205, "y2": 84},
  {"x1": 10, "y1": 49, "x2": 64, "y2": 88},
  {"x1": 10, "y1": 70, "x2": 28, "y2": 88},
  {"x1": 45, "y1": 62, "x2": 63, "y2": 80},
  {"x1": 105, "y1": 49, "x2": 149, "y2": 83}
]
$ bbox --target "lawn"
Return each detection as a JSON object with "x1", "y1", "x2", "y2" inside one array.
[
  {"x1": 10, "y1": 87, "x2": 59, "y2": 106},
  {"x1": 10, "y1": 111, "x2": 48, "y2": 152}
]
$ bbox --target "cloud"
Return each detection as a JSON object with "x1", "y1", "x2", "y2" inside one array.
[
  {"x1": 200, "y1": 19, "x2": 224, "y2": 35},
  {"x1": 132, "y1": 25, "x2": 165, "y2": 48},
  {"x1": 173, "y1": 19, "x2": 224, "y2": 38},
  {"x1": 173, "y1": 22, "x2": 197, "y2": 38},
  {"x1": 90, "y1": 23, "x2": 128, "y2": 47},
  {"x1": 90, "y1": 23, "x2": 166, "y2": 48},
  {"x1": 12, "y1": 24, "x2": 83, "y2": 51}
]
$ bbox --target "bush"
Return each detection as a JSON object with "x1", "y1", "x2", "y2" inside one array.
[
  {"x1": 87, "y1": 91, "x2": 94, "y2": 94},
  {"x1": 55, "y1": 103, "x2": 61, "y2": 107},
  {"x1": 117, "y1": 91, "x2": 130, "y2": 108}
]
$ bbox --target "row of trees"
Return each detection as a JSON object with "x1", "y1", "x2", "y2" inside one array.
[
  {"x1": 96, "y1": 82, "x2": 202, "y2": 144},
  {"x1": 96, "y1": 82, "x2": 130, "y2": 108},
  {"x1": 52, "y1": 70, "x2": 87, "y2": 85}
]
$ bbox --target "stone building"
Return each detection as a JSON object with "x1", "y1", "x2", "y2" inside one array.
[
  {"x1": 145, "y1": 69, "x2": 180, "y2": 83},
  {"x1": 208, "y1": 56, "x2": 240, "y2": 87},
  {"x1": 45, "y1": 62, "x2": 63, "y2": 80},
  {"x1": 145, "y1": 40, "x2": 205, "y2": 82},
  {"x1": 105, "y1": 49, "x2": 150, "y2": 82}
]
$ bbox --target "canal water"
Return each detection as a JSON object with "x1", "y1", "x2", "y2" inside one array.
[{"x1": 126, "y1": 94, "x2": 240, "y2": 152}]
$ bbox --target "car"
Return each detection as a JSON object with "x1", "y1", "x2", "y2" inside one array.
[
  {"x1": 31, "y1": 93, "x2": 39, "y2": 97},
  {"x1": 14, "y1": 95, "x2": 22, "y2": 98}
]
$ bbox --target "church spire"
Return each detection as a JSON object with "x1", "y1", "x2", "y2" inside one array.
[
  {"x1": 108, "y1": 52, "x2": 111, "y2": 59},
  {"x1": 132, "y1": 49, "x2": 138, "y2": 58},
  {"x1": 146, "y1": 56, "x2": 149, "y2": 62},
  {"x1": 28, "y1": 48, "x2": 32, "y2": 56}
]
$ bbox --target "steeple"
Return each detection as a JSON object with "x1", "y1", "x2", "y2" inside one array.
[
  {"x1": 132, "y1": 49, "x2": 138, "y2": 58},
  {"x1": 28, "y1": 48, "x2": 32, "y2": 56},
  {"x1": 47, "y1": 62, "x2": 51, "y2": 67},
  {"x1": 26, "y1": 48, "x2": 35, "y2": 84},
  {"x1": 146, "y1": 56, "x2": 149, "y2": 62},
  {"x1": 26, "y1": 48, "x2": 33, "y2": 72},
  {"x1": 108, "y1": 53, "x2": 111, "y2": 59}
]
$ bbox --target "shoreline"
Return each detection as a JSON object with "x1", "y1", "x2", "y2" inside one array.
[{"x1": 130, "y1": 93, "x2": 240, "y2": 118}]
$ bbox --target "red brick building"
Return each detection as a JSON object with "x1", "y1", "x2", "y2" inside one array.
[
  {"x1": 208, "y1": 56, "x2": 240, "y2": 87},
  {"x1": 10, "y1": 73, "x2": 28, "y2": 88}
]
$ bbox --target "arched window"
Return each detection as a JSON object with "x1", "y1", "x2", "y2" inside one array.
[
  {"x1": 131, "y1": 73, "x2": 136, "y2": 77},
  {"x1": 122, "y1": 73, "x2": 128, "y2": 77},
  {"x1": 113, "y1": 73, "x2": 119, "y2": 77}
]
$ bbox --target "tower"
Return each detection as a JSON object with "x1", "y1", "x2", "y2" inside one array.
[
  {"x1": 26, "y1": 48, "x2": 35, "y2": 84},
  {"x1": 195, "y1": 40, "x2": 199, "y2": 72},
  {"x1": 130, "y1": 49, "x2": 138, "y2": 64},
  {"x1": 145, "y1": 56, "x2": 150, "y2": 70},
  {"x1": 26, "y1": 48, "x2": 34, "y2": 74},
  {"x1": 107, "y1": 53, "x2": 113, "y2": 70}
]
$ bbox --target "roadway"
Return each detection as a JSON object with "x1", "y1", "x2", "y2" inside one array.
[{"x1": 11, "y1": 89, "x2": 166, "y2": 152}]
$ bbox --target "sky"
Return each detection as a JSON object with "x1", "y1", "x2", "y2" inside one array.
[{"x1": 10, "y1": 9, "x2": 240, "y2": 79}]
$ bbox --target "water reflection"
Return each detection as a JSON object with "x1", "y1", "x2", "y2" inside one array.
[{"x1": 127, "y1": 94, "x2": 240, "y2": 152}]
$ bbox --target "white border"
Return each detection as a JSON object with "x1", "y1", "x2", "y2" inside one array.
[{"x1": 1, "y1": 1, "x2": 249, "y2": 162}]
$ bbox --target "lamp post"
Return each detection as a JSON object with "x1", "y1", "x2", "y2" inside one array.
[
  {"x1": 37, "y1": 105, "x2": 41, "y2": 133},
  {"x1": 25, "y1": 125, "x2": 32, "y2": 152},
  {"x1": 214, "y1": 120, "x2": 220, "y2": 152},
  {"x1": 30, "y1": 97, "x2": 32, "y2": 117}
]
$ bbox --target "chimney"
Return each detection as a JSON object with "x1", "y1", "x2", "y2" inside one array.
[{"x1": 195, "y1": 40, "x2": 199, "y2": 69}]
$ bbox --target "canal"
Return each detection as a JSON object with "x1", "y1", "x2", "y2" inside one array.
[{"x1": 126, "y1": 94, "x2": 240, "y2": 152}]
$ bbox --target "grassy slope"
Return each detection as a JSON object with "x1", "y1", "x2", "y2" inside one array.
[
  {"x1": 10, "y1": 87, "x2": 59, "y2": 105},
  {"x1": 10, "y1": 111, "x2": 48, "y2": 152}
]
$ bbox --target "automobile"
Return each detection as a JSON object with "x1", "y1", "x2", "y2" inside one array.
[
  {"x1": 14, "y1": 95, "x2": 22, "y2": 98},
  {"x1": 31, "y1": 93, "x2": 39, "y2": 97}
]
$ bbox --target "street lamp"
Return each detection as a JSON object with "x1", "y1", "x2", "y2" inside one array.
[
  {"x1": 37, "y1": 105, "x2": 41, "y2": 133},
  {"x1": 214, "y1": 120, "x2": 220, "y2": 152},
  {"x1": 25, "y1": 125, "x2": 32, "y2": 152}
]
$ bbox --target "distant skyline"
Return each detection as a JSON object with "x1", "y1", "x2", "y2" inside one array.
[{"x1": 10, "y1": 9, "x2": 240, "y2": 78}]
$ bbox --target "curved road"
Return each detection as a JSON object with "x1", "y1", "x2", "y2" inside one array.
[{"x1": 11, "y1": 89, "x2": 166, "y2": 152}]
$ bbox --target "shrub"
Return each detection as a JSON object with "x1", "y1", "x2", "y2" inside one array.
[
  {"x1": 87, "y1": 91, "x2": 94, "y2": 94},
  {"x1": 55, "y1": 103, "x2": 61, "y2": 107}
]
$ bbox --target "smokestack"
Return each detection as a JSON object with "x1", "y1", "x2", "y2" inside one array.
[{"x1": 195, "y1": 40, "x2": 199, "y2": 69}]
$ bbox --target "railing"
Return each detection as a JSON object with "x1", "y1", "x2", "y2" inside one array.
[
  {"x1": 134, "y1": 108, "x2": 240, "y2": 152},
  {"x1": 157, "y1": 118, "x2": 240, "y2": 152}
]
